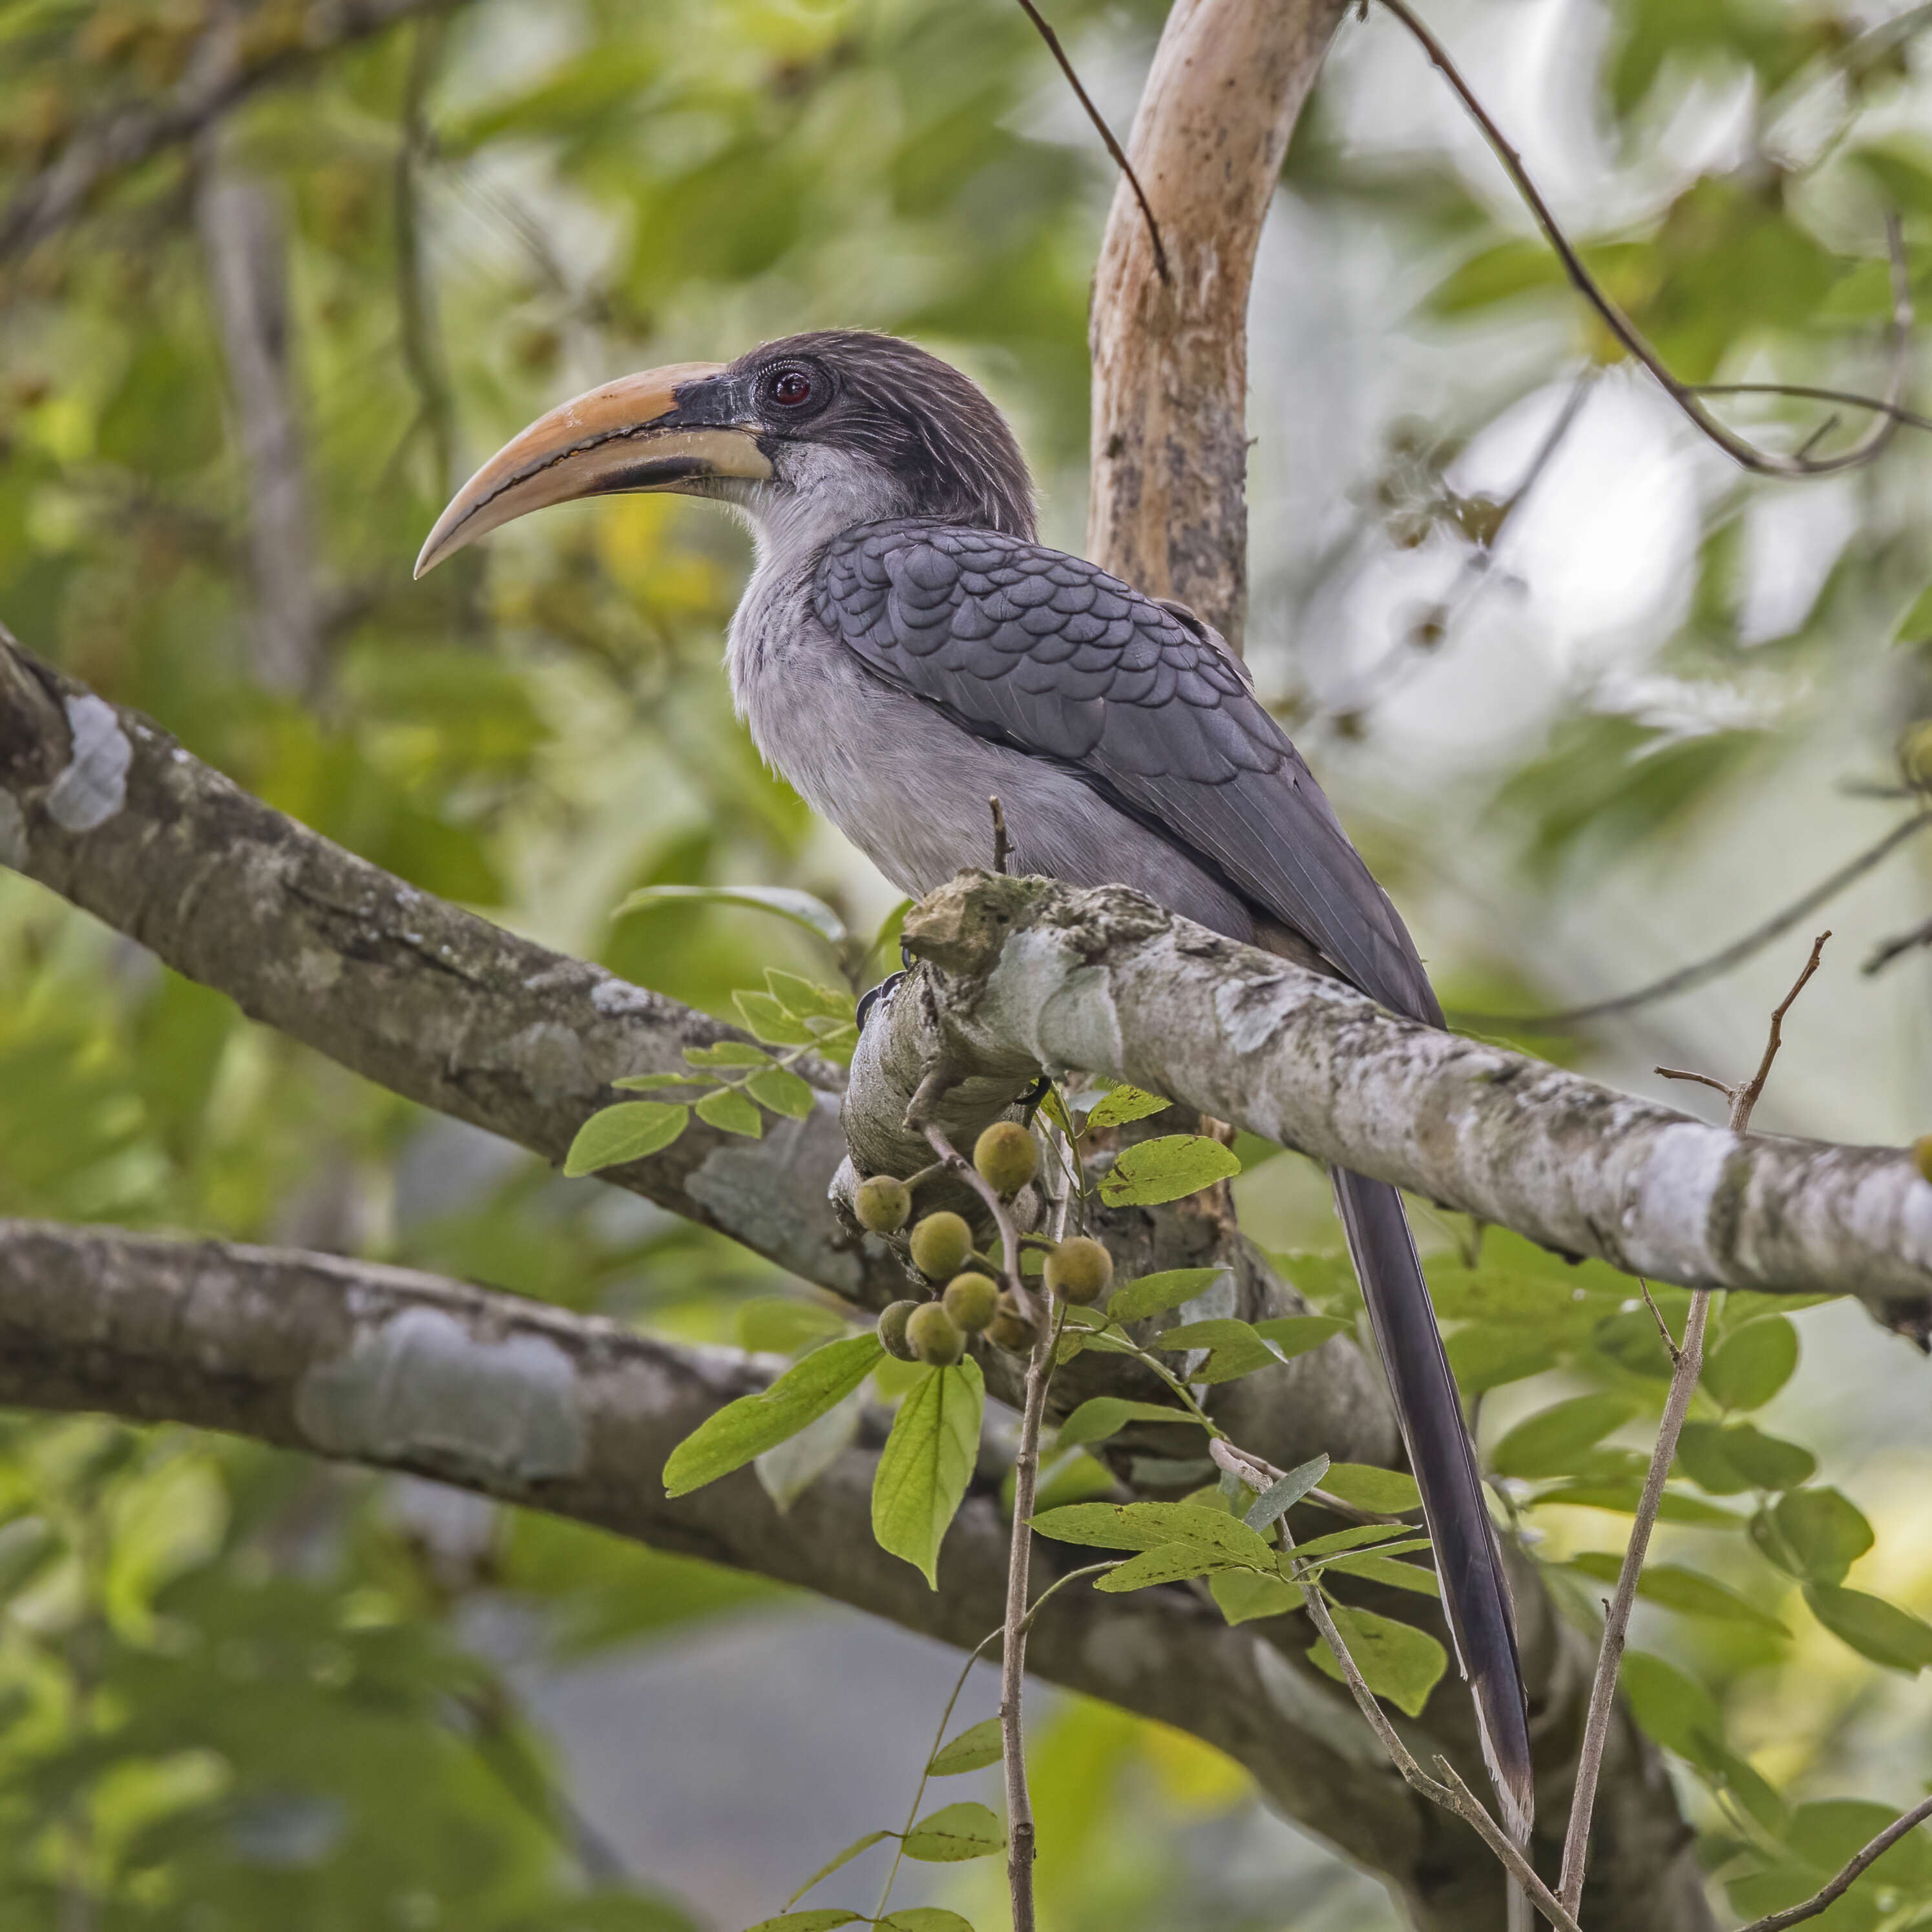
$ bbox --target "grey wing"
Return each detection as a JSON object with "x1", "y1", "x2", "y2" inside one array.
[{"x1": 814, "y1": 520, "x2": 1442, "y2": 1025}]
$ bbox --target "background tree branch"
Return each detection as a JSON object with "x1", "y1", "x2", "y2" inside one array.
[
  {"x1": 0, "y1": 1216, "x2": 1711, "y2": 1932},
  {"x1": 1086, "y1": 0, "x2": 1350, "y2": 648}
]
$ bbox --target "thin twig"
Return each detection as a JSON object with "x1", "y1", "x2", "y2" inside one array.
[
  {"x1": 1692, "y1": 383, "x2": 1932, "y2": 437},
  {"x1": 998, "y1": 1321, "x2": 1059, "y2": 1932},
  {"x1": 919, "y1": 1122, "x2": 1042, "y2": 1327},
  {"x1": 1655, "y1": 1067, "x2": 1735, "y2": 1099},
  {"x1": 1557, "y1": 934, "x2": 1829, "y2": 1911},
  {"x1": 1374, "y1": 0, "x2": 1915, "y2": 479},
  {"x1": 1453, "y1": 812, "x2": 1930, "y2": 1031},
  {"x1": 1735, "y1": 1792, "x2": 1932, "y2": 1932},
  {"x1": 1210, "y1": 1441, "x2": 1580, "y2": 1932},
  {"x1": 1865, "y1": 912, "x2": 1932, "y2": 976},
  {"x1": 1011, "y1": 0, "x2": 1170, "y2": 284},
  {"x1": 1637, "y1": 1278, "x2": 1681, "y2": 1363},
  {"x1": 989, "y1": 795, "x2": 1013, "y2": 877}
]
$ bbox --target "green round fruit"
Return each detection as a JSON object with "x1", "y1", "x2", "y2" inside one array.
[
  {"x1": 942, "y1": 1272, "x2": 1000, "y2": 1333},
  {"x1": 1044, "y1": 1236, "x2": 1113, "y2": 1305},
  {"x1": 855, "y1": 1175, "x2": 913, "y2": 1235},
  {"x1": 878, "y1": 1299, "x2": 922, "y2": 1362},
  {"x1": 908, "y1": 1210, "x2": 973, "y2": 1280},
  {"x1": 1915, "y1": 1135, "x2": 1932, "y2": 1185},
  {"x1": 907, "y1": 1302, "x2": 966, "y2": 1367},
  {"x1": 972, "y1": 1120, "x2": 1038, "y2": 1195}
]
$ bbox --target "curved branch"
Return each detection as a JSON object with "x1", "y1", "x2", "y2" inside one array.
[
  {"x1": 1374, "y1": 0, "x2": 1915, "y2": 480},
  {"x1": 898, "y1": 870, "x2": 1932, "y2": 1336},
  {"x1": 0, "y1": 1216, "x2": 1711, "y2": 1932}
]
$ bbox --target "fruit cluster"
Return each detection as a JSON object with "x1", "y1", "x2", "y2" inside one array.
[{"x1": 854, "y1": 1121, "x2": 1115, "y2": 1365}]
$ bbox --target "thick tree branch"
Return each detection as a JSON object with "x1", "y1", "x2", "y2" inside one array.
[
  {"x1": 1086, "y1": 0, "x2": 1349, "y2": 647},
  {"x1": 0, "y1": 1217, "x2": 1709, "y2": 1932},
  {"x1": 894, "y1": 871, "x2": 1932, "y2": 1336}
]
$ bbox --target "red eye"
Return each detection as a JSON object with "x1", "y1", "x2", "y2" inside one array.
[{"x1": 770, "y1": 369, "x2": 814, "y2": 408}]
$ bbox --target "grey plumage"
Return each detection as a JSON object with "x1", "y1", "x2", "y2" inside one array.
[{"x1": 420, "y1": 326, "x2": 1535, "y2": 1850}]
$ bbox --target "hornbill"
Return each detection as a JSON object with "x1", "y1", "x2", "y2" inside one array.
[{"x1": 416, "y1": 330, "x2": 1533, "y2": 1836}]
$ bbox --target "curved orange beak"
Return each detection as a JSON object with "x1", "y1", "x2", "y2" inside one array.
[{"x1": 413, "y1": 361, "x2": 770, "y2": 578}]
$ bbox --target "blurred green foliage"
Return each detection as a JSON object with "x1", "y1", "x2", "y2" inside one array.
[{"x1": 3, "y1": 0, "x2": 1932, "y2": 1925}]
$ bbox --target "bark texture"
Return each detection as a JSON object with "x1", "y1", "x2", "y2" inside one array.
[
  {"x1": 897, "y1": 871, "x2": 1932, "y2": 1331},
  {"x1": 0, "y1": 1217, "x2": 1711, "y2": 1932},
  {"x1": 1086, "y1": 0, "x2": 1350, "y2": 647}
]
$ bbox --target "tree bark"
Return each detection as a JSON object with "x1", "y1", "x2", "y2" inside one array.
[
  {"x1": 1086, "y1": 0, "x2": 1349, "y2": 648},
  {"x1": 0, "y1": 1217, "x2": 1712, "y2": 1932}
]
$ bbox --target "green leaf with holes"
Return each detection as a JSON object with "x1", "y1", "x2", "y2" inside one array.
[
  {"x1": 1098, "y1": 1134, "x2": 1241, "y2": 1206},
  {"x1": 1085, "y1": 1083, "x2": 1171, "y2": 1129},
  {"x1": 1309, "y1": 1605, "x2": 1448, "y2": 1716},
  {"x1": 902, "y1": 1801, "x2": 1004, "y2": 1862},
  {"x1": 1094, "y1": 1542, "x2": 1235, "y2": 1591},
  {"x1": 563, "y1": 1101, "x2": 689, "y2": 1177}
]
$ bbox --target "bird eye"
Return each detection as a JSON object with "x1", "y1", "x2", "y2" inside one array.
[{"x1": 768, "y1": 368, "x2": 815, "y2": 408}]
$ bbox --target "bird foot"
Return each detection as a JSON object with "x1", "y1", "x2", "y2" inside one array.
[{"x1": 856, "y1": 970, "x2": 906, "y2": 1033}]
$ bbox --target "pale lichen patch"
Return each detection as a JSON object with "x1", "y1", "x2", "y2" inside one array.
[
  {"x1": 295, "y1": 1305, "x2": 585, "y2": 1478},
  {"x1": 45, "y1": 694, "x2": 131, "y2": 832}
]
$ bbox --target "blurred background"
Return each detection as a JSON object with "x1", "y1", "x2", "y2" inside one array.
[{"x1": 3, "y1": 0, "x2": 1932, "y2": 1926}]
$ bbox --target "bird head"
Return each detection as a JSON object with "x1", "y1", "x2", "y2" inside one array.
[{"x1": 414, "y1": 330, "x2": 1036, "y2": 579}]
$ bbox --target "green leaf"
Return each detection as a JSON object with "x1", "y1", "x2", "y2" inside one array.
[
  {"x1": 1031, "y1": 1502, "x2": 1272, "y2": 1564},
  {"x1": 611, "y1": 1071, "x2": 706, "y2": 1091},
  {"x1": 1094, "y1": 1542, "x2": 1234, "y2": 1591},
  {"x1": 1308, "y1": 1605, "x2": 1449, "y2": 1716},
  {"x1": 665, "y1": 1336, "x2": 883, "y2": 1498},
  {"x1": 1054, "y1": 1398, "x2": 1198, "y2": 1450},
  {"x1": 872, "y1": 1359, "x2": 985, "y2": 1588},
  {"x1": 1292, "y1": 1523, "x2": 1414, "y2": 1561},
  {"x1": 748, "y1": 1066, "x2": 817, "y2": 1118},
  {"x1": 1620, "y1": 1652, "x2": 1728, "y2": 1769},
  {"x1": 1804, "y1": 1584, "x2": 1932, "y2": 1672},
  {"x1": 1084, "y1": 1083, "x2": 1171, "y2": 1129},
  {"x1": 1529, "y1": 1482, "x2": 1742, "y2": 1526},
  {"x1": 744, "y1": 1913, "x2": 863, "y2": 1931},
  {"x1": 1250, "y1": 1315, "x2": 1352, "y2": 1358},
  {"x1": 1210, "y1": 1569, "x2": 1305, "y2": 1624},
  {"x1": 1106, "y1": 1268, "x2": 1226, "y2": 1323},
  {"x1": 563, "y1": 1101, "x2": 689, "y2": 1177},
  {"x1": 1758, "y1": 1487, "x2": 1874, "y2": 1586},
  {"x1": 1635, "y1": 1564, "x2": 1787, "y2": 1634},
  {"x1": 1677, "y1": 1422, "x2": 1815, "y2": 1495},
  {"x1": 1895, "y1": 578, "x2": 1932, "y2": 644},
  {"x1": 879, "y1": 1911, "x2": 977, "y2": 1931},
  {"x1": 1321, "y1": 1552, "x2": 1440, "y2": 1597},
  {"x1": 696, "y1": 1087, "x2": 764, "y2": 1137},
  {"x1": 1491, "y1": 1394, "x2": 1638, "y2": 1480},
  {"x1": 1152, "y1": 1318, "x2": 1279, "y2": 1382},
  {"x1": 783, "y1": 1832, "x2": 890, "y2": 1907},
  {"x1": 927, "y1": 1717, "x2": 1003, "y2": 1776},
  {"x1": 766, "y1": 971, "x2": 855, "y2": 1021},
  {"x1": 734, "y1": 990, "x2": 817, "y2": 1047},
  {"x1": 1320, "y1": 1465, "x2": 1422, "y2": 1514},
  {"x1": 1703, "y1": 1316, "x2": 1798, "y2": 1412},
  {"x1": 902, "y1": 1801, "x2": 1004, "y2": 1862},
  {"x1": 684, "y1": 1041, "x2": 773, "y2": 1068},
  {"x1": 614, "y1": 883, "x2": 850, "y2": 950},
  {"x1": 1242, "y1": 1455, "x2": 1330, "y2": 1533},
  {"x1": 1098, "y1": 1134, "x2": 1241, "y2": 1206}
]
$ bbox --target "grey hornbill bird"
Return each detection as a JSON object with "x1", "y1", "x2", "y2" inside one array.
[{"x1": 416, "y1": 330, "x2": 1533, "y2": 1836}]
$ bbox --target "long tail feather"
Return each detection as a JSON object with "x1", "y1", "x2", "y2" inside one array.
[{"x1": 1332, "y1": 1166, "x2": 1534, "y2": 1844}]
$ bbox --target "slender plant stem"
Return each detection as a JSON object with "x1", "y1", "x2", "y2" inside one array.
[
  {"x1": 919, "y1": 1122, "x2": 1042, "y2": 1327},
  {"x1": 1373, "y1": 0, "x2": 1914, "y2": 479},
  {"x1": 1558, "y1": 933, "x2": 1829, "y2": 1911},
  {"x1": 999, "y1": 1326, "x2": 1057, "y2": 1932},
  {"x1": 1735, "y1": 1791, "x2": 1932, "y2": 1932},
  {"x1": 1453, "y1": 814, "x2": 1926, "y2": 1031},
  {"x1": 1210, "y1": 1440, "x2": 1582, "y2": 1932}
]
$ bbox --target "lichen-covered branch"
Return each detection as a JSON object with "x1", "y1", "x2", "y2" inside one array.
[
  {"x1": 0, "y1": 1217, "x2": 1709, "y2": 1932},
  {"x1": 899, "y1": 871, "x2": 1932, "y2": 1336}
]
